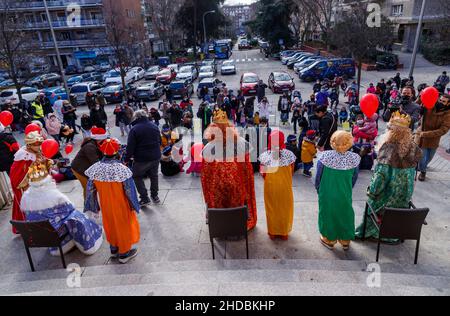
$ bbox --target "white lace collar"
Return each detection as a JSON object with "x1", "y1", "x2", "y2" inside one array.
[
  {"x1": 318, "y1": 150, "x2": 361, "y2": 170},
  {"x1": 259, "y1": 149, "x2": 297, "y2": 168},
  {"x1": 14, "y1": 147, "x2": 37, "y2": 162},
  {"x1": 85, "y1": 160, "x2": 133, "y2": 182}
]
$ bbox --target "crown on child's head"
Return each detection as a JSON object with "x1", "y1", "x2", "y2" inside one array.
[{"x1": 389, "y1": 111, "x2": 412, "y2": 129}]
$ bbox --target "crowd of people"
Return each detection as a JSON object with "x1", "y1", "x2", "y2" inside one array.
[{"x1": 0, "y1": 69, "x2": 449, "y2": 264}]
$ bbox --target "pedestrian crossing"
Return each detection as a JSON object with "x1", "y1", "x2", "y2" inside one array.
[{"x1": 233, "y1": 58, "x2": 269, "y2": 64}]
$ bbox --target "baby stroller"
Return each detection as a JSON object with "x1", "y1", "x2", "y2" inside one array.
[{"x1": 291, "y1": 90, "x2": 302, "y2": 103}]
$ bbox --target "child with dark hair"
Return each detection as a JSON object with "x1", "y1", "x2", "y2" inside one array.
[{"x1": 301, "y1": 130, "x2": 317, "y2": 178}]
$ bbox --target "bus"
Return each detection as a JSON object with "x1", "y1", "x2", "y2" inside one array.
[{"x1": 214, "y1": 40, "x2": 232, "y2": 59}]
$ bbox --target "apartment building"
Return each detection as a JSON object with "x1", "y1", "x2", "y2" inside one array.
[
  {"x1": 223, "y1": 4, "x2": 255, "y2": 35},
  {"x1": 2, "y1": 0, "x2": 146, "y2": 69}
]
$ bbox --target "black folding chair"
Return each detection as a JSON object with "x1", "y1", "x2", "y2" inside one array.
[
  {"x1": 376, "y1": 207, "x2": 429, "y2": 265},
  {"x1": 10, "y1": 220, "x2": 69, "y2": 272},
  {"x1": 207, "y1": 206, "x2": 249, "y2": 260}
]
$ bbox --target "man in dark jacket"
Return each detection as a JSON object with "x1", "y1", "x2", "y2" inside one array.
[
  {"x1": 0, "y1": 124, "x2": 19, "y2": 175},
  {"x1": 256, "y1": 80, "x2": 268, "y2": 103},
  {"x1": 316, "y1": 106, "x2": 338, "y2": 151},
  {"x1": 71, "y1": 127, "x2": 106, "y2": 199},
  {"x1": 168, "y1": 102, "x2": 183, "y2": 129},
  {"x1": 125, "y1": 110, "x2": 162, "y2": 206}
]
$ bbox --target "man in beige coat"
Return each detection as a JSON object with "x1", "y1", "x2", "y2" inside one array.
[{"x1": 415, "y1": 94, "x2": 450, "y2": 181}]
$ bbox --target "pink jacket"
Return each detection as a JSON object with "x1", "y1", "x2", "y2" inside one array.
[{"x1": 45, "y1": 116, "x2": 62, "y2": 136}]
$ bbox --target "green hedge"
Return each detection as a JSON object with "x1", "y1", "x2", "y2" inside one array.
[{"x1": 421, "y1": 41, "x2": 450, "y2": 66}]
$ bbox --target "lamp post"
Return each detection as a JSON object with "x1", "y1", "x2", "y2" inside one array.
[
  {"x1": 409, "y1": 0, "x2": 427, "y2": 78},
  {"x1": 43, "y1": 0, "x2": 69, "y2": 94},
  {"x1": 203, "y1": 10, "x2": 216, "y2": 55}
]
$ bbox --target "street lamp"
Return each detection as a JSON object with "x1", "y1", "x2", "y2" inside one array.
[
  {"x1": 409, "y1": 0, "x2": 427, "y2": 78},
  {"x1": 203, "y1": 10, "x2": 216, "y2": 55},
  {"x1": 43, "y1": 0, "x2": 69, "y2": 94}
]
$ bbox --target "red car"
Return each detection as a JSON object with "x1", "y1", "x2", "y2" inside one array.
[
  {"x1": 156, "y1": 68, "x2": 176, "y2": 85},
  {"x1": 240, "y1": 73, "x2": 260, "y2": 96},
  {"x1": 268, "y1": 72, "x2": 295, "y2": 94}
]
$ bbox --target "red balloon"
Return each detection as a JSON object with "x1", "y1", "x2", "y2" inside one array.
[
  {"x1": 65, "y1": 144, "x2": 74, "y2": 155},
  {"x1": 0, "y1": 111, "x2": 13, "y2": 127},
  {"x1": 41, "y1": 139, "x2": 59, "y2": 159},
  {"x1": 421, "y1": 87, "x2": 440, "y2": 110},
  {"x1": 360, "y1": 94, "x2": 379, "y2": 118},
  {"x1": 25, "y1": 123, "x2": 42, "y2": 135},
  {"x1": 191, "y1": 143, "x2": 204, "y2": 163}
]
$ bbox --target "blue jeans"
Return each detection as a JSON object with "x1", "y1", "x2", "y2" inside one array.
[
  {"x1": 418, "y1": 148, "x2": 437, "y2": 173},
  {"x1": 304, "y1": 162, "x2": 314, "y2": 173}
]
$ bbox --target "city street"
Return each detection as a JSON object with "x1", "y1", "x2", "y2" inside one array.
[{"x1": 0, "y1": 44, "x2": 449, "y2": 295}]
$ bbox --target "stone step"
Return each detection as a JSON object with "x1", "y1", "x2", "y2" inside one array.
[
  {"x1": 1, "y1": 258, "x2": 448, "y2": 286},
  {"x1": 8, "y1": 281, "x2": 450, "y2": 297},
  {"x1": 1, "y1": 267, "x2": 449, "y2": 296}
]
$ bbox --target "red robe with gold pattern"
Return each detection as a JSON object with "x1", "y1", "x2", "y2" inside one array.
[
  {"x1": 9, "y1": 148, "x2": 35, "y2": 234},
  {"x1": 201, "y1": 153, "x2": 257, "y2": 231}
]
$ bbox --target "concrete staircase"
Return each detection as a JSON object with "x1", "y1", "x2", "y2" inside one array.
[{"x1": 2, "y1": 258, "x2": 449, "y2": 296}]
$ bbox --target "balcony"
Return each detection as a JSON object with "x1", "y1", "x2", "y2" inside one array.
[
  {"x1": 22, "y1": 19, "x2": 105, "y2": 30},
  {"x1": 39, "y1": 39, "x2": 108, "y2": 49},
  {"x1": 8, "y1": 0, "x2": 103, "y2": 11}
]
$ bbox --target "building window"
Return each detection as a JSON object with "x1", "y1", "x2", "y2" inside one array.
[
  {"x1": 391, "y1": 5, "x2": 404, "y2": 17},
  {"x1": 126, "y1": 10, "x2": 136, "y2": 18}
]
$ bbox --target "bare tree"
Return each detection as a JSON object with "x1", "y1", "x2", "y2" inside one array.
[
  {"x1": 291, "y1": 0, "x2": 313, "y2": 46},
  {"x1": 103, "y1": 0, "x2": 145, "y2": 99},
  {"x1": 146, "y1": 0, "x2": 183, "y2": 55},
  {"x1": 330, "y1": 1, "x2": 394, "y2": 98},
  {"x1": 0, "y1": 0, "x2": 38, "y2": 104},
  {"x1": 296, "y1": 0, "x2": 335, "y2": 50}
]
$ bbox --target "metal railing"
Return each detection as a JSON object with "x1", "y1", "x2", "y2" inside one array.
[
  {"x1": 39, "y1": 39, "x2": 107, "y2": 48},
  {"x1": 0, "y1": 172, "x2": 12, "y2": 210},
  {"x1": 22, "y1": 19, "x2": 105, "y2": 29},
  {"x1": 9, "y1": 0, "x2": 102, "y2": 10}
]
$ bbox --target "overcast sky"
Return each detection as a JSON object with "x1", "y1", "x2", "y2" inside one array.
[{"x1": 224, "y1": 0, "x2": 257, "y2": 5}]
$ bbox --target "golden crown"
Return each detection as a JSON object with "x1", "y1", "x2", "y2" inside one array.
[
  {"x1": 27, "y1": 160, "x2": 52, "y2": 183},
  {"x1": 213, "y1": 109, "x2": 229, "y2": 124},
  {"x1": 389, "y1": 111, "x2": 412, "y2": 128}
]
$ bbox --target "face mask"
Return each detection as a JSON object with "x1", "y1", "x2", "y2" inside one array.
[
  {"x1": 402, "y1": 95, "x2": 411, "y2": 104},
  {"x1": 357, "y1": 120, "x2": 364, "y2": 126}
]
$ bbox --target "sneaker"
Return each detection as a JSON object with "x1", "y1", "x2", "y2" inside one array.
[
  {"x1": 139, "y1": 199, "x2": 151, "y2": 207},
  {"x1": 118, "y1": 248, "x2": 138, "y2": 264},
  {"x1": 320, "y1": 238, "x2": 335, "y2": 250},
  {"x1": 151, "y1": 196, "x2": 161, "y2": 205},
  {"x1": 110, "y1": 246, "x2": 119, "y2": 259},
  {"x1": 418, "y1": 172, "x2": 426, "y2": 182},
  {"x1": 303, "y1": 171, "x2": 312, "y2": 178}
]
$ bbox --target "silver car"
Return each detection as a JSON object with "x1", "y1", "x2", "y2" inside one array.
[
  {"x1": 70, "y1": 81, "x2": 104, "y2": 105},
  {"x1": 221, "y1": 60, "x2": 237, "y2": 75},
  {"x1": 198, "y1": 66, "x2": 215, "y2": 80},
  {"x1": 176, "y1": 65, "x2": 198, "y2": 82},
  {"x1": 144, "y1": 66, "x2": 160, "y2": 80},
  {"x1": 135, "y1": 82, "x2": 165, "y2": 101}
]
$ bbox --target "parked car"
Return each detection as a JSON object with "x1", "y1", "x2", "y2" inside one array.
[
  {"x1": 70, "y1": 81, "x2": 104, "y2": 105},
  {"x1": 156, "y1": 68, "x2": 177, "y2": 85},
  {"x1": 135, "y1": 82, "x2": 165, "y2": 101},
  {"x1": 65, "y1": 65, "x2": 80, "y2": 75},
  {"x1": 238, "y1": 39, "x2": 251, "y2": 50},
  {"x1": 287, "y1": 53, "x2": 313, "y2": 69},
  {"x1": 67, "y1": 74, "x2": 91, "y2": 87},
  {"x1": 0, "y1": 70, "x2": 9, "y2": 79},
  {"x1": 144, "y1": 66, "x2": 161, "y2": 80},
  {"x1": 268, "y1": 72, "x2": 295, "y2": 94},
  {"x1": 0, "y1": 79, "x2": 14, "y2": 91},
  {"x1": 299, "y1": 58, "x2": 356, "y2": 82},
  {"x1": 86, "y1": 72, "x2": 105, "y2": 83},
  {"x1": 101, "y1": 84, "x2": 132, "y2": 104},
  {"x1": 28, "y1": 73, "x2": 62, "y2": 88},
  {"x1": 43, "y1": 87, "x2": 69, "y2": 105},
  {"x1": 220, "y1": 60, "x2": 237, "y2": 75},
  {"x1": 198, "y1": 66, "x2": 215, "y2": 80},
  {"x1": 98, "y1": 62, "x2": 111, "y2": 72},
  {"x1": 0, "y1": 87, "x2": 40, "y2": 105},
  {"x1": 176, "y1": 65, "x2": 198, "y2": 82},
  {"x1": 104, "y1": 67, "x2": 144, "y2": 85},
  {"x1": 83, "y1": 65, "x2": 96, "y2": 73},
  {"x1": 294, "y1": 57, "x2": 325, "y2": 73},
  {"x1": 196, "y1": 78, "x2": 223, "y2": 99},
  {"x1": 168, "y1": 80, "x2": 194, "y2": 99},
  {"x1": 240, "y1": 73, "x2": 260, "y2": 96},
  {"x1": 282, "y1": 51, "x2": 306, "y2": 65},
  {"x1": 167, "y1": 64, "x2": 179, "y2": 73},
  {"x1": 201, "y1": 59, "x2": 216, "y2": 73}
]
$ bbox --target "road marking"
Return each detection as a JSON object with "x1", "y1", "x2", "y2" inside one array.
[
  {"x1": 236, "y1": 59, "x2": 240, "y2": 63},
  {"x1": 247, "y1": 59, "x2": 251, "y2": 62}
]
